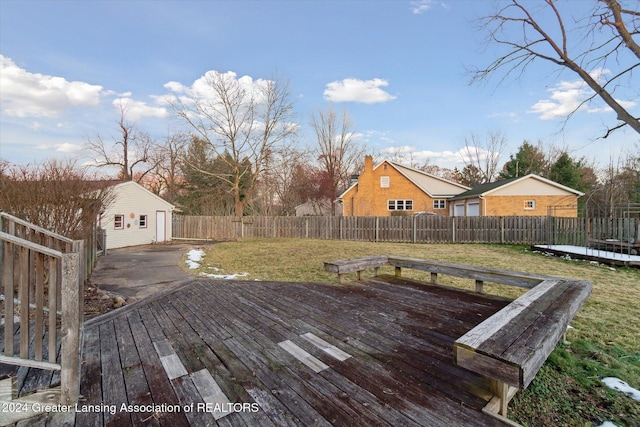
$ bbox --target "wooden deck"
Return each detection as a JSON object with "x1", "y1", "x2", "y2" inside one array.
[{"x1": 3, "y1": 275, "x2": 515, "y2": 426}]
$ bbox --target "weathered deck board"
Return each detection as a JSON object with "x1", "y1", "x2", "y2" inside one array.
[{"x1": 2, "y1": 276, "x2": 514, "y2": 426}]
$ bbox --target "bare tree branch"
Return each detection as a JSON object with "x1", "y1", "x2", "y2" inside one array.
[
  {"x1": 85, "y1": 102, "x2": 160, "y2": 181},
  {"x1": 473, "y1": 0, "x2": 640, "y2": 136}
]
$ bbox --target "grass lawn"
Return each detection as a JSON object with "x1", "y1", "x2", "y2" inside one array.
[{"x1": 186, "y1": 238, "x2": 640, "y2": 427}]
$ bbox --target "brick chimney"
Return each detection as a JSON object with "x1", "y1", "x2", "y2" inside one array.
[{"x1": 364, "y1": 155, "x2": 373, "y2": 173}]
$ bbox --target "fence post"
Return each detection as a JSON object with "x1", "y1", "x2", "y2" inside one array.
[
  {"x1": 73, "y1": 240, "x2": 86, "y2": 325},
  {"x1": 60, "y1": 251, "x2": 80, "y2": 405},
  {"x1": 412, "y1": 215, "x2": 417, "y2": 243},
  {"x1": 451, "y1": 217, "x2": 456, "y2": 243},
  {"x1": 375, "y1": 217, "x2": 379, "y2": 242}
]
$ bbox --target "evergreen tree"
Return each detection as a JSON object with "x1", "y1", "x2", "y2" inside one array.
[
  {"x1": 499, "y1": 141, "x2": 547, "y2": 179},
  {"x1": 549, "y1": 152, "x2": 595, "y2": 193},
  {"x1": 459, "y1": 164, "x2": 484, "y2": 187}
]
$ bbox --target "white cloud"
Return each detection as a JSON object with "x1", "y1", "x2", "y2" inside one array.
[
  {"x1": 380, "y1": 145, "x2": 470, "y2": 165},
  {"x1": 35, "y1": 142, "x2": 82, "y2": 152},
  {"x1": 323, "y1": 78, "x2": 396, "y2": 104},
  {"x1": 113, "y1": 97, "x2": 168, "y2": 121},
  {"x1": 528, "y1": 69, "x2": 637, "y2": 120},
  {"x1": 160, "y1": 70, "x2": 272, "y2": 111},
  {"x1": 410, "y1": 0, "x2": 436, "y2": 14},
  {"x1": 56, "y1": 142, "x2": 82, "y2": 153},
  {"x1": 0, "y1": 55, "x2": 103, "y2": 118}
]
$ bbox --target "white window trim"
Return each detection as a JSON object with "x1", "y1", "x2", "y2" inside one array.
[
  {"x1": 380, "y1": 176, "x2": 390, "y2": 188},
  {"x1": 139, "y1": 214, "x2": 148, "y2": 228},
  {"x1": 433, "y1": 199, "x2": 446, "y2": 210},
  {"x1": 114, "y1": 214, "x2": 124, "y2": 230},
  {"x1": 524, "y1": 200, "x2": 536, "y2": 210},
  {"x1": 388, "y1": 199, "x2": 414, "y2": 211}
]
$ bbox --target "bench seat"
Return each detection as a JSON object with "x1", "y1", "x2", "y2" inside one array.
[{"x1": 454, "y1": 278, "x2": 592, "y2": 390}]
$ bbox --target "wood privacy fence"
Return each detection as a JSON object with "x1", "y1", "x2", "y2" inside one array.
[
  {"x1": 173, "y1": 215, "x2": 640, "y2": 245},
  {"x1": 0, "y1": 212, "x2": 88, "y2": 404}
]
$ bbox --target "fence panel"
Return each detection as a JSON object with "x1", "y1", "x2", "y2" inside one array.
[{"x1": 171, "y1": 215, "x2": 638, "y2": 246}]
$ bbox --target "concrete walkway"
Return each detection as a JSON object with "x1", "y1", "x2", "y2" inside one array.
[{"x1": 89, "y1": 243, "x2": 203, "y2": 300}]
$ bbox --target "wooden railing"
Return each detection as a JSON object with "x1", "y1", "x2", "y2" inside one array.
[
  {"x1": 324, "y1": 255, "x2": 592, "y2": 421},
  {"x1": 0, "y1": 213, "x2": 84, "y2": 405}
]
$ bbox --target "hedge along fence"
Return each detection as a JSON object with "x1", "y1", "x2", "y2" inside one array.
[{"x1": 172, "y1": 215, "x2": 639, "y2": 245}]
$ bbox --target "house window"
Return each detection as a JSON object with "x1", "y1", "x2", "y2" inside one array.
[
  {"x1": 114, "y1": 214, "x2": 124, "y2": 230},
  {"x1": 524, "y1": 200, "x2": 536, "y2": 210},
  {"x1": 139, "y1": 214, "x2": 148, "y2": 228},
  {"x1": 388, "y1": 200, "x2": 413, "y2": 211},
  {"x1": 380, "y1": 176, "x2": 390, "y2": 188},
  {"x1": 433, "y1": 199, "x2": 446, "y2": 210}
]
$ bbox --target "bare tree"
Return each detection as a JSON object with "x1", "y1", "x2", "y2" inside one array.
[
  {"x1": 169, "y1": 71, "x2": 297, "y2": 216},
  {"x1": 310, "y1": 105, "x2": 366, "y2": 213},
  {"x1": 0, "y1": 160, "x2": 113, "y2": 239},
  {"x1": 472, "y1": 0, "x2": 640, "y2": 137},
  {"x1": 460, "y1": 130, "x2": 507, "y2": 183},
  {"x1": 145, "y1": 131, "x2": 189, "y2": 204},
  {"x1": 86, "y1": 102, "x2": 160, "y2": 181}
]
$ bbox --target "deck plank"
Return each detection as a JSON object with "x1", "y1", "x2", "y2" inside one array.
[
  {"x1": 128, "y1": 308, "x2": 191, "y2": 427},
  {"x1": 112, "y1": 315, "x2": 159, "y2": 426},
  {"x1": 98, "y1": 321, "x2": 132, "y2": 427}
]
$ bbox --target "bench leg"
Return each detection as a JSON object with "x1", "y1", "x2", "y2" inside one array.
[
  {"x1": 374, "y1": 267, "x2": 380, "y2": 277},
  {"x1": 337, "y1": 274, "x2": 344, "y2": 284},
  {"x1": 357, "y1": 270, "x2": 363, "y2": 280},
  {"x1": 395, "y1": 267, "x2": 402, "y2": 277},
  {"x1": 475, "y1": 280, "x2": 484, "y2": 293},
  {"x1": 430, "y1": 272, "x2": 437, "y2": 284},
  {"x1": 490, "y1": 380, "x2": 510, "y2": 417}
]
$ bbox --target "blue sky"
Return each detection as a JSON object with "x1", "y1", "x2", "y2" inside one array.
[{"x1": 1, "y1": 0, "x2": 638, "y2": 172}]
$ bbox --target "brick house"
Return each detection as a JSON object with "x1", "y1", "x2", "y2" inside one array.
[
  {"x1": 339, "y1": 156, "x2": 469, "y2": 216},
  {"x1": 449, "y1": 174, "x2": 583, "y2": 217}
]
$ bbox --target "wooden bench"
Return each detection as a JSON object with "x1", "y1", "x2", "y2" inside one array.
[
  {"x1": 324, "y1": 255, "x2": 592, "y2": 421},
  {"x1": 323, "y1": 255, "x2": 389, "y2": 284},
  {"x1": 454, "y1": 278, "x2": 591, "y2": 418}
]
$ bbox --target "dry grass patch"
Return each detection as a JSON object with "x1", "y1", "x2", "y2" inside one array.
[{"x1": 196, "y1": 238, "x2": 640, "y2": 426}]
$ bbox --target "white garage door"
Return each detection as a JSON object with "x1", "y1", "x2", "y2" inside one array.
[
  {"x1": 454, "y1": 204, "x2": 465, "y2": 217},
  {"x1": 467, "y1": 203, "x2": 480, "y2": 217}
]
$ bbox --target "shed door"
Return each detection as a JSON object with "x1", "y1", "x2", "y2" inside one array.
[
  {"x1": 156, "y1": 211, "x2": 166, "y2": 242},
  {"x1": 467, "y1": 203, "x2": 480, "y2": 217}
]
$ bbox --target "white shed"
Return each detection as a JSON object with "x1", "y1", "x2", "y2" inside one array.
[{"x1": 99, "y1": 181, "x2": 175, "y2": 249}]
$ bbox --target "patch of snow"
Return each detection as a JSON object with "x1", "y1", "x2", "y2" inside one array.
[
  {"x1": 535, "y1": 245, "x2": 640, "y2": 263},
  {"x1": 598, "y1": 422, "x2": 620, "y2": 427},
  {"x1": 185, "y1": 249, "x2": 205, "y2": 269},
  {"x1": 199, "y1": 272, "x2": 249, "y2": 280},
  {"x1": 602, "y1": 377, "x2": 640, "y2": 401}
]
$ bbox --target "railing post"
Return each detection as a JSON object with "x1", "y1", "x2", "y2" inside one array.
[{"x1": 60, "y1": 252, "x2": 80, "y2": 405}]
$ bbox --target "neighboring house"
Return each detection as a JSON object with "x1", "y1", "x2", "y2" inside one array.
[
  {"x1": 449, "y1": 174, "x2": 583, "y2": 217},
  {"x1": 339, "y1": 156, "x2": 470, "y2": 216},
  {"x1": 294, "y1": 200, "x2": 334, "y2": 216},
  {"x1": 99, "y1": 181, "x2": 175, "y2": 249}
]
